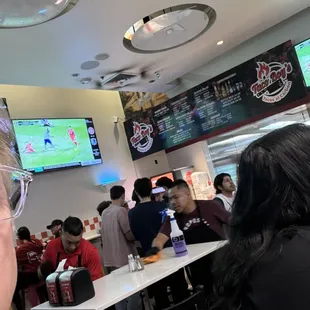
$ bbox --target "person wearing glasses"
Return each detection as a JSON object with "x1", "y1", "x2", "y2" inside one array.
[
  {"x1": 43, "y1": 216, "x2": 104, "y2": 281},
  {"x1": 0, "y1": 132, "x2": 33, "y2": 309}
]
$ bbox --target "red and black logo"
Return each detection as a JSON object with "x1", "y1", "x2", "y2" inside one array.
[
  {"x1": 130, "y1": 122, "x2": 154, "y2": 153},
  {"x1": 251, "y1": 61, "x2": 293, "y2": 103}
]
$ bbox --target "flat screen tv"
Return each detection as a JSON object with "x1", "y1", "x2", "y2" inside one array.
[
  {"x1": 295, "y1": 38, "x2": 310, "y2": 88},
  {"x1": 12, "y1": 118, "x2": 102, "y2": 173}
]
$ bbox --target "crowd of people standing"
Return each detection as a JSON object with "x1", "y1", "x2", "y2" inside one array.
[
  {"x1": 100, "y1": 175, "x2": 230, "y2": 309},
  {"x1": 12, "y1": 167, "x2": 234, "y2": 309},
  {"x1": 6, "y1": 123, "x2": 310, "y2": 310}
]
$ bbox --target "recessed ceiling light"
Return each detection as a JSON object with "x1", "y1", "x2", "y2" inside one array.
[
  {"x1": 0, "y1": 0, "x2": 78, "y2": 28},
  {"x1": 217, "y1": 40, "x2": 224, "y2": 46},
  {"x1": 80, "y1": 78, "x2": 92, "y2": 85},
  {"x1": 123, "y1": 3, "x2": 217, "y2": 54}
]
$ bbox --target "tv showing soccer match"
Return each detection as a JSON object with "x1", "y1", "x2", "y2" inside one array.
[
  {"x1": 295, "y1": 38, "x2": 310, "y2": 88},
  {"x1": 12, "y1": 118, "x2": 102, "y2": 173}
]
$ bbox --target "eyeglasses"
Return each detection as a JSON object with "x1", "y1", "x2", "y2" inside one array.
[{"x1": 0, "y1": 165, "x2": 33, "y2": 221}]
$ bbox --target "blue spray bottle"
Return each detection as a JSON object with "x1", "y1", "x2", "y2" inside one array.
[{"x1": 166, "y1": 209, "x2": 188, "y2": 257}]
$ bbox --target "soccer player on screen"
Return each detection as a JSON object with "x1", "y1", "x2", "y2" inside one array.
[
  {"x1": 68, "y1": 126, "x2": 78, "y2": 149},
  {"x1": 44, "y1": 128, "x2": 54, "y2": 150},
  {"x1": 24, "y1": 142, "x2": 35, "y2": 153}
]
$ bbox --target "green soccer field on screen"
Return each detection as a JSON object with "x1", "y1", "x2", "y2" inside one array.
[
  {"x1": 296, "y1": 43, "x2": 310, "y2": 87},
  {"x1": 13, "y1": 119, "x2": 95, "y2": 170}
]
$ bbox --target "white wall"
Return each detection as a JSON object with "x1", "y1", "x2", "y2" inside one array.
[
  {"x1": 166, "y1": 142, "x2": 209, "y2": 173},
  {"x1": 167, "y1": 8, "x2": 310, "y2": 97},
  {"x1": 133, "y1": 150, "x2": 170, "y2": 178},
  {"x1": 0, "y1": 85, "x2": 137, "y2": 233},
  {"x1": 133, "y1": 142, "x2": 212, "y2": 181}
]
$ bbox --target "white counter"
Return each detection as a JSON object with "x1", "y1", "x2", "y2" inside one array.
[
  {"x1": 84, "y1": 233, "x2": 101, "y2": 241},
  {"x1": 33, "y1": 241, "x2": 226, "y2": 310}
]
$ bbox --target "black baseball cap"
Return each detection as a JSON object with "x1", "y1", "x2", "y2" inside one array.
[{"x1": 46, "y1": 219, "x2": 63, "y2": 230}]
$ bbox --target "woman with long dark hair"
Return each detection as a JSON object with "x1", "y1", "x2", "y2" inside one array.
[{"x1": 212, "y1": 123, "x2": 310, "y2": 310}]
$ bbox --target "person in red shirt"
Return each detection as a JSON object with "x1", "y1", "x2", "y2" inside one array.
[
  {"x1": 13, "y1": 227, "x2": 44, "y2": 310},
  {"x1": 16, "y1": 226, "x2": 43, "y2": 272},
  {"x1": 24, "y1": 142, "x2": 35, "y2": 153},
  {"x1": 67, "y1": 126, "x2": 78, "y2": 147},
  {"x1": 43, "y1": 216, "x2": 103, "y2": 281}
]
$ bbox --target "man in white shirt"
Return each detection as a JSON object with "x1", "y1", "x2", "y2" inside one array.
[{"x1": 213, "y1": 173, "x2": 235, "y2": 212}]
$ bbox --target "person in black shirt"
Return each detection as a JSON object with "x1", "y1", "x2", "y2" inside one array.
[
  {"x1": 129, "y1": 178, "x2": 189, "y2": 309},
  {"x1": 156, "y1": 176, "x2": 174, "y2": 203},
  {"x1": 129, "y1": 178, "x2": 166, "y2": 253},
  {"x1": 212, "y1": 124, "x2": 310, "y2": 310}
]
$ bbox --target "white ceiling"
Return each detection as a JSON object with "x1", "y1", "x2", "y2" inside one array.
[{"x1": 0, "y1": 0, "x2": 309, "y2": 92}]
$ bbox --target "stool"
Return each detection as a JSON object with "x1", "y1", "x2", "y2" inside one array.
[{"x1": 162, "y1": 285, "x2": 206, "y2": 310}]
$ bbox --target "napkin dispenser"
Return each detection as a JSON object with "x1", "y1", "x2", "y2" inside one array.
[
  {"x1": 58, "y1": 268, "x2": 95, "y2": 306},
  {"x1": 46, "y1": 271, "x2": 63, "y2": 306}
]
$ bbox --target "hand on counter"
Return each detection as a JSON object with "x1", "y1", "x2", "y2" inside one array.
[{"x1": 145, "y1": 246, "x2": 160, "y2": 257}]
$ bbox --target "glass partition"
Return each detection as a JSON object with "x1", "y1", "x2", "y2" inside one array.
[{"x1": 206, "y1": 104, "x2": 310, "y2": 183}]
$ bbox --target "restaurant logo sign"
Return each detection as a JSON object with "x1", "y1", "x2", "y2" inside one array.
[
  {"x1": 250, "y1": 61, "x2": 293, "y2": 103},
  {"x1": 130, "y1": 122, "x2": 154, "y2": 153}
]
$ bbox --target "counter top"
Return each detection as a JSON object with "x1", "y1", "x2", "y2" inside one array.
[
  {"x1": 84, "y1": 233, "x2": 101, "y2": 241},
  {"x1": 33, "y1": 241, "x2": 226, "y2": 310}
]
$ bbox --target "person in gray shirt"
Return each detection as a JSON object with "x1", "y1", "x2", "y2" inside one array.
[{"x1": 101, "y1": 185, "x2": 141, "y2": 310}]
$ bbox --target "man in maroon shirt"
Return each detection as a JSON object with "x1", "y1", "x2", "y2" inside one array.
[
  {"x1": 43, "y1": 216, "x2": 103, "y2": 281},
  {"x1": 152, "y1": 180, "x2": 229, "y2": 296}
]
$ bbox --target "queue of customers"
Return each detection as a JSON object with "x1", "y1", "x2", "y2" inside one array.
[
  {"x1": 12, "y1": 171, "x2": 234, "y2": 310},
  {"x1": 100, "y1": 176, "x2": 230, "y2": 309},
  {"x1": 9, "y1": 123, "x2": 310, "y2": 310},
  {"x1": 98, "y1": 124, "x2": 310, "y2": 310}
]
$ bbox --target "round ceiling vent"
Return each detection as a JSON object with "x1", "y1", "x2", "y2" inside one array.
[
  {"x1": 80, "y1": 60, "x2": 100, "y2": 70},
  {"x1": 95, "y1": 53, "x2": 110, "y2": 61},
  {"x1": 123, "y1": 4, "x2": 216, "y2": 54},
  {"x1": 0, "y1": 0, "x2": 79, "y2": 28}
]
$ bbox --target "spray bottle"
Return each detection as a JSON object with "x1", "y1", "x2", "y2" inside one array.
[{"x1": 166, "y1": 209, "x2": 188, "y2": 257}]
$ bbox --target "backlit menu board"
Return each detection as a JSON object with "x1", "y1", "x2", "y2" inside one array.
[{"x1": 124, "y1": 40, "x2": 307, "y2": 160}]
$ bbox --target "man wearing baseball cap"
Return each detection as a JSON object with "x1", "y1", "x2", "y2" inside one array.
[{"x1": 46, "y1": 219, "x2": 63, "y2": 238}]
